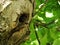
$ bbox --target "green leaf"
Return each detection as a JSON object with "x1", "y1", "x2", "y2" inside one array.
[
  {"x1": 40, "y1": 33, "x2": 47, "y2": 45},
  {"x1": 52, "y1": 38, "x2": 60, "y2": 45}
]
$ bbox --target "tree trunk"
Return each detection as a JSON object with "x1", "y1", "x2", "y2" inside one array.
[{"x1": 0, "y1": 0, "x2": 34, "y2": 45}]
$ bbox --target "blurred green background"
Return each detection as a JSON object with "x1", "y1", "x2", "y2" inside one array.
[{"x1": 21, "y1": 0, "x2": 60, "y2": 45}]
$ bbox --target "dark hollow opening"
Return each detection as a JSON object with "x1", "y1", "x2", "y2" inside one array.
[{"x1": 19, "y1": 13, "x2": 29, "y2": 23}]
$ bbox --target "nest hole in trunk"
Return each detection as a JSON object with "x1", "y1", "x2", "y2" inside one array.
[{"x1": 19, "y1": 13, "x2": 29, "y2": 24}]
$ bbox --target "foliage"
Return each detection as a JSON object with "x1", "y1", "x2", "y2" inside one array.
[{"x1": 21, "y1": 0, "x2": 60, "y2": 45}]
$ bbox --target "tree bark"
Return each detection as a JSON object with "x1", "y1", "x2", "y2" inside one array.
[{"x1": 0, "y1": 0, "x2": 34, "y2": 45}]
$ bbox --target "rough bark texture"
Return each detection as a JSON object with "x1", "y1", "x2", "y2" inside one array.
[{"x1": 0, "y1": 0, "x2": 34, "y2": 45}]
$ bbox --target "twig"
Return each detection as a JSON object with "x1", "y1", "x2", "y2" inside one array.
[
  {"x1": 35, "y1": 30, "x2": 40, "y2": 45},
  {"x1": 33, "y1": 0, "x2": 49, "y2": 45},
  {"x1": 34, "y1": 3, "x2": 45, "y2": 15},
  {"x1": 35, "y1": 20, "x2": 55, "y2": 28},
  {"x1": 34, "y1": 0, "x2": 48, "y2": 15}
]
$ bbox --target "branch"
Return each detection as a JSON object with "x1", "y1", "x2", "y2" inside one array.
[
  {"x1": 35, "y1": 30, "x2": 40, "y2": 45},
  {"x1": 34, "y1": 3, "x2": 45, "y2": 15},
  {"x1": 34, "y1": 0, "x2": 48, "y2": 15},
  {"x1": 35, "y1": 20, "x2": 55, "y2": 28}
]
